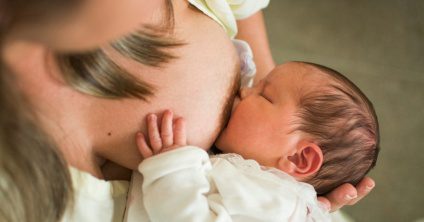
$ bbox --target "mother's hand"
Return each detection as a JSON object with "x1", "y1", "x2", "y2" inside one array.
[{"x1": 318, "y1": 176, "x2": 375, "y2": 212}]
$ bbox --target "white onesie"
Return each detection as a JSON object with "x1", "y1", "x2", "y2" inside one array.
[{"x1": 125, "y1": 147, "x2": 330, "y2": 222}]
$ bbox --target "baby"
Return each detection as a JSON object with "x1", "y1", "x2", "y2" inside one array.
[{"x1": 125, "y1": 62, "x2": 380, "y2": 221}]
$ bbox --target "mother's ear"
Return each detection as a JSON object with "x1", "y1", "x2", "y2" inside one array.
[{"x1": 277, "y1": 141, "x2": 323, "y2": 180}]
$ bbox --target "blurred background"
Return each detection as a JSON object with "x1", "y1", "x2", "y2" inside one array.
[{"x1": 263, "y1": 1, "x2": 424, "y2": 221}]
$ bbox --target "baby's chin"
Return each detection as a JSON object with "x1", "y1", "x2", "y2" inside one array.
[
  {"x1": 213, "y1": 134, "x2": 231, "y2": 154},
  {"x1": 213, "y1": 139, "x2": 224, "y2": 152}
]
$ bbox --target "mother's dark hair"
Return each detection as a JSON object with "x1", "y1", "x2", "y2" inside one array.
[{"x1": 1, "y1": 2, "x2": 74, "y2": 221}]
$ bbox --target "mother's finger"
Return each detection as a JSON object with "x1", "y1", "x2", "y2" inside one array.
[
  {"x1": 347, "y1": 176, "x2": 375, "y2": 205},
  {"x1": 317, "y1": 197, "x2": 331, "y2": 212},
  {"x1": 324, "y1": 183, "x2": 357, "y2": 212}
]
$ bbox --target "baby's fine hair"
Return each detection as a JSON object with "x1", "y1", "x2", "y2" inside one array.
[{"x1": 295, "y1": 62, "x2": 380, "y2": 195}]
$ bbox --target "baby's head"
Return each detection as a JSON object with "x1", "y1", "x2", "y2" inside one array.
[{"x1": 216, "y1": 61, "x2": 380, "y2": 195}]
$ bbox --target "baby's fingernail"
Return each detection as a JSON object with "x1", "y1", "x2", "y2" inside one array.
[
  {"x1": 149, "y1": 114, "x2": 156, "y2": 120},
  {"x1": 344, "y1": 194, "x2": 357, "y2": 200}
]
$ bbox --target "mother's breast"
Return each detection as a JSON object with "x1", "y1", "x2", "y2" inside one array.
[{"x1": 153, "y1": 2, "x2": 241, "y2": 149}]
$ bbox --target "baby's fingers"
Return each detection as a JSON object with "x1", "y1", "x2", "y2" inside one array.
[
  {"x1": 136, "y1": 132, "x2": 153, "y2": 158},
  {"x1": 173, "y1": 117, "x2": 187, "y2": 146},
  {"x1": 147, "y1": 114, "x2": 162, "y2": 153},
  {"x1": 161, "y1": 110, "x2": 174, "y2": 147}
]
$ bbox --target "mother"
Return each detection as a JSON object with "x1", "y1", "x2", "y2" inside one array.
[{"x1": 0, "y1": 0, "x2": 373, "y2": 221}]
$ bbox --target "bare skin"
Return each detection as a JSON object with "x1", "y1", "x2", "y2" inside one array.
[{"x1": 2, "y1": 0, "x2": 374, "y2": 211}]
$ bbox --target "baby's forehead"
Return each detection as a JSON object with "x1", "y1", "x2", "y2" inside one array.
[
  {"x1": 276, "y1": 64, "x2": 340, "y2": 120},
  {"x1": 273, "y1": 62, "x2": 330, "y2": 80},
  {"x1": 271, "y1": 63, "x2": 335, "y2": 92}
]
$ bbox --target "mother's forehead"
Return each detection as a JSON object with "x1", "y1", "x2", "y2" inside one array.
[{"x1": 8, "y1": 0, "x2": 166, "y2": 52}]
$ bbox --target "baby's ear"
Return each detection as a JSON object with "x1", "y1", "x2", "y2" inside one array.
[{"x1": 277, "y1": 141, "x2": 323, "y2": 180}]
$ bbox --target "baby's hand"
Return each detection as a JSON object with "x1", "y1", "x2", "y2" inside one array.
[{"x1": 136, "y1": 110, "x2": 187, "y2": 159}]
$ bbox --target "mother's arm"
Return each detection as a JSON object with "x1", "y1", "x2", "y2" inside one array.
[
  {"x1": 236, "y1": 11, "x2": 275, "y2": 83},
  {"x1": 236, "y1": 10, "x2": 376, "y2": 212}
]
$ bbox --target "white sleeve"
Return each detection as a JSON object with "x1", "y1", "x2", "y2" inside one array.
[
  {"x1": 138, "y1": 146, "x2": 231, "y2": 222},
  {"x1": 189, "y1": 0, "x2": 270, "y2": 38},
  {"x1": 227, "y1": 0, "x2": 270, "y2": 20},
  {"x1": 62, "y1": 168, "x2": 129, "y2": 222}
]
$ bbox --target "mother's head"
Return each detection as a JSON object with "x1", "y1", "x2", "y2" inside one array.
[{"x1": 0, "y1": 1, "x2": 191, "y2": 221}]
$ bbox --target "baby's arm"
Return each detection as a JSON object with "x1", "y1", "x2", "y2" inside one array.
[{"x1": 136, "y1": 110, "x2": 230, "y2": 222}]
